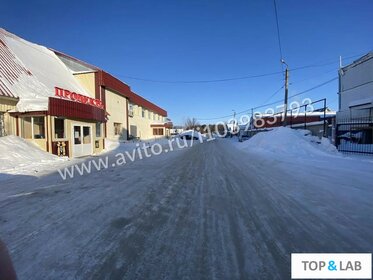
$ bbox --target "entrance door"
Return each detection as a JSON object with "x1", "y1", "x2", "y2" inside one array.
[{"x1": 72, "y1": 124, "x2": 93, "y2": 157}]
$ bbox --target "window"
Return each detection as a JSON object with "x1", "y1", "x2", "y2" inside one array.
[
  {"x1": 54, "y1": 118, "x2": 65, "y2": 139},
  {"x1": 21, "y1": 116, "x2": 45, "y2": 139},
  {"x1": 148, "y1": 111, "x2": 151, "y2": 119},
  {"x1": 114, "y1": 123, "x2": 122, "y2": 135},
  {"x1": 74, "y1": 126, "x2": 81, "y2": 144},
  {"x1": 33, "y1": 117, "x2": 45, "y2": 139},
  {"x1": 83, "y1": 126, "x2": 91, "y2": 144},
  {"x1": 153, "y1": 114, "x2": 156, "y2": 121},
  {"x1": 153, "y1": 128, "x2": 164, "y2": 136},
  {"x1": 128, "y1": 103, "x2": 134, "y2": 117},
  {"x1": 142, "y1": 108, "x2": 145, "y2": 118},
  {"x1": 96, "y1": 122, "x2": 102, "y2": 138}
]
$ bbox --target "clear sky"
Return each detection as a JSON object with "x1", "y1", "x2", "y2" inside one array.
[{"x1": 2, "y1": 0, "x2": 372, "y2": 124}]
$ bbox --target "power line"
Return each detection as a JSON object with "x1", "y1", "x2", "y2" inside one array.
[
  {"x1": 117, "y1": 71, "x2": 284, "y2": 84},
  {"x1": 196, "y1": 77, "x2": 338, "y2": 121},
  {"x1": 116, "y1": 53, "x2": 364, "y2": 85},
  {"x1": 273, "y1": 0, "x2": 284, "y2": 73},
  {"x1": 252, "y1": 77, "x2": 338, "y2": 110},
  {"x1": 260, "y1": 84, "x2": 284, "y2": 105}
]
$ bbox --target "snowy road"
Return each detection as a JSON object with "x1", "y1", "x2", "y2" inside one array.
[{"x1": 0, "y1": 139, "x2": 372, "y2": 279}]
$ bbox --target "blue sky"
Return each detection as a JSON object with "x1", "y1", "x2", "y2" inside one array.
[{"x1": 2, "y1": 0, "x2": 372, "y2": 124}]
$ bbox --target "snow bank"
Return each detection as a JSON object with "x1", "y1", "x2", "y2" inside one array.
[
  {"x1": 103, "y1": 138, "x2": 121, "y2": 152},
  {"x1": 0, "y1": 136, "x2": 68, "y2": 175},
  {"x1": 238, "y1": 127, "x2": 338, "y2": 157}
]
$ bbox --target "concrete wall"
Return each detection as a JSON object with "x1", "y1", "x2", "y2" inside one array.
[
  {"x1": 339, "y1": 56, "x2": 373, "y2": 111},
  {"x1": 105, "y1": 88, "x2": 128, "y2": 140}
]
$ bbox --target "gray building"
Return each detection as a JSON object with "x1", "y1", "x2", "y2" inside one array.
[{"x1": 336, "y1": 52, "x2": 373, "y2": 154}]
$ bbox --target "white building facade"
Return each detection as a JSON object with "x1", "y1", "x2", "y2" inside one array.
[{"x1": 336, "y1": 52, "x2": 373, "y2": 154}]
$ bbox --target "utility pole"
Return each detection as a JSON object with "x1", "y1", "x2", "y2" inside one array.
[
  {"x1": 232, "y1": 109, "x2": 236, "y2": 134},
  {"x1": 281, "y1": 59, "x2": 289, "y2": 126}
]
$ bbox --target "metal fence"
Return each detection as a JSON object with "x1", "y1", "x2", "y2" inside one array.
[
  {"x1": 239, "y1": 98, "x2": 333, "y2": 140},
  {"x1": 336, "y1": 116, "x2": 373, "y2": 155}
]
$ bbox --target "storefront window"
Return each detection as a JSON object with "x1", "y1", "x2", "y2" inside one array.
[
  {"x1": 21, "y1": 116, "x2": 45, "y2": 139},
  {"x1": 54, "y1": 118, "x2": 65, "y2": 139},
  {"x1": 33, "y1": 117, "x2": 45, "y2": 139},
  {"x1": 96, "y1": 122, "x2": 102, "y2": 138}
]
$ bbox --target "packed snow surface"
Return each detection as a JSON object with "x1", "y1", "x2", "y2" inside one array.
[{"x1": 0, "y1": 137, "x2": 372, "y2": 279}]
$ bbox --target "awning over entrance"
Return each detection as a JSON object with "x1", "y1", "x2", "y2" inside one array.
[{"x1": 48, "y1": 97, "x2": 105, "y2": 122}]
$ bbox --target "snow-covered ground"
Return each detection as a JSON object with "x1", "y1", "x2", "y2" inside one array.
[
  {"x1": 0, "y1": 136, "x2": 70, "y2": 177},
  {"x1": 0, "y1": 136, "x2": 174, "y2": 181},
  {"x1": 0, "y1": 129, "x2": 372, "y2": 279}
]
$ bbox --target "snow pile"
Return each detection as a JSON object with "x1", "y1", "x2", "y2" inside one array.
[
  {"x1": 0, "y1": 135, "x2": 67, "y2": 175},
  {"x1": 103, "y1": 138, "x2": 121, "y2": 152},
  {"x1": 238, "y1": 127, "x2": 338, "y2": 157}
]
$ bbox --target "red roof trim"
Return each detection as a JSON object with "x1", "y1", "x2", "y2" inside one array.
[
  {"x1": 130, "y1": 91, "x2": 167, "y2": 117},
  {"x1": 51, "y1": 49, "x2": 167, "y2": 117},
  {"x1": 48, "y1": 97, "x2": 105, "y2": 122},
  {"x1": 100, "y1": 70, "x2": 131, "y2": 98},
  {"x1": 151, "y1": 122, "x2": 173, "y2": 128},
  {"x1": 98, "y1": 71, "x2": 167, "y2": 116}
]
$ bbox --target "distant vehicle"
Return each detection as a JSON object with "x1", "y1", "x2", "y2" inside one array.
[
  {"x1": 179, "y1": 130, "x2": 202, "y2": 141},
  {"x1": 179, "y1": 134, "x2": 199, "y2": 140}
]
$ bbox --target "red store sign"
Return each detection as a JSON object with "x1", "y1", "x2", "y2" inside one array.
[{"x1": 54, "y1": 87, "x2": 104, "y2": 109}]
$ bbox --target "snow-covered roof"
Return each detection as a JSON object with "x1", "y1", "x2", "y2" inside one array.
[{"x1": 0, "y1": 28, "x2": 91, "y2": 112}]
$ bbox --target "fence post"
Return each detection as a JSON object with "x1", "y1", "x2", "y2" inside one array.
[
  {"x1": 323, "y1": 98, "x2": 327, "y2": 137},
  {"x1": 333, "y1": 117, "x2": 337, "y2": 146},
  {"x1": 304, "y1": 104, "x2": 307, "y2": 130}
]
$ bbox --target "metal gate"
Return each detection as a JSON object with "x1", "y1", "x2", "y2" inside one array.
[{"x1": 336, "y1": 117, "x2": 373, "y2": 155}]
